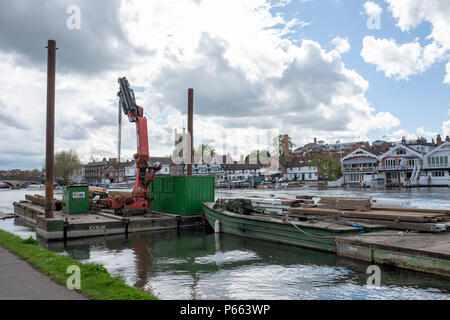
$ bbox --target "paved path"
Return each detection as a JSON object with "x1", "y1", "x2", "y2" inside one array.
[{"x1": 0, "y1": 246, "x2": 87, "y2": 300}]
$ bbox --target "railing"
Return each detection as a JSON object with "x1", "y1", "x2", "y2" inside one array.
[
  {"x1": 378, "y1": 165, "x2": 416, "y2": 171},
  {"x1": 342, "y1": 167, "x2": 377, "y2": 173},
  {"x1": 423, "y1": 163, "x2": 450, "y2": 169}
]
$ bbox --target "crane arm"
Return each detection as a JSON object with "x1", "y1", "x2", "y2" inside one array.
[{"x1": 111, "y1": 77, "x2": 160, "y2": 213}]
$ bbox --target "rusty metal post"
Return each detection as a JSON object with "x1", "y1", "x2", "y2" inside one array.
[
  {"x1": 187, "y1": 88, "x2": 194, "y2": 176},
  {"x1": 45, "y1": 40, "x2": 56, "y2": 219}
]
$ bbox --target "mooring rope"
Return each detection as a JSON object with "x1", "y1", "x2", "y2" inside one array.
[{"x1": 288, "y1": 220, "x2": 337, "y2": 240}]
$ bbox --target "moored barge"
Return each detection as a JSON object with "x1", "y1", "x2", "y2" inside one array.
[{"x1": 202, "y1": 199, "x2": 379, "y2": 253}]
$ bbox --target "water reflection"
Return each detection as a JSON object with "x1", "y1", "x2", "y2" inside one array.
[{"x1": 35, "y1": 226, "x2": 450, "y2": 300}]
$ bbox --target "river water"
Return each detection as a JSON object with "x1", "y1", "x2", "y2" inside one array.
[{"x1": 1, "y1": 187, "x2": 450, "y2": 300}]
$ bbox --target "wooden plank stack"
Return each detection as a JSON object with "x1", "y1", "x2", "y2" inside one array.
[
  {"x1": 227, "y1": 194, "x2": 449, "y2": 233},
  {"x1": 107, "y1": 190, "x2": 132, "y2": 199},
  {"x1": 25, "y1": 194, "x2": 62, "y2": 211},
  {"x1": 88, "y1": 186, "x2": 132, "y2": 201},
  {"x1": 88, "y1": 186, "x2": 107, "y2": 194},
  {"x1": 318, "y1": 196, "x2": 372, "y2": 211}
]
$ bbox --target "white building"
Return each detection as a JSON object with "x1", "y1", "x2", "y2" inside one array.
[
  {"x1": 341, "y1": 148, "x2": 380, "y2": 186},
  {"x1": 285, "y1": 164, "x2": 318, "y2": 181},
  {"x1": 422, "y1": 141, "x2": 450, "y2": 186},
  {"x1": 124, "y1": 162, "x2": 137, "y2": 182},
  {"x1": 378, "y1": 144, "x2": 424, "y2": 186}
]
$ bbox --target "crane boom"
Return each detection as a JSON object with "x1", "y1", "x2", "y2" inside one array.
[{"x1": 109, "y1": 77, "x2": 161, "y2": 214}]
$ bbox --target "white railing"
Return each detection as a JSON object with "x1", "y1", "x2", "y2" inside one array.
[
  {"x1": 378, "y1": 165, "x2": 415, "y2": 171},
  {"x1": 423, "y1": 163, "x2": 449, "y2": 169},
  {"x1": 342, "y1": 167, "x2": 377, "y2": 173}
]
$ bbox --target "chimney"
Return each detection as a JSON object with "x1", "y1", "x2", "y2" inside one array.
[
  {"x1": 314, "y1": 137, "x2": 317, "y2": 144},
  {"x1": 432, "y1": 138, "x2": 435, "y2": 145},
  {"x1": 365, "y1": 141, "x2": 370, "y2": 149},
  {"x1": 446, "y1": 135, "x2": 450, "y2": 142},
  {"x1": 437, "y1": 134, "x2": 442, "y2": 146},
  {"x1": 283, "y1": 134, "x2": 290, "y2": 156},
  {"x1": 401, "y1": 136, "x2": 406, "y2": 144}
]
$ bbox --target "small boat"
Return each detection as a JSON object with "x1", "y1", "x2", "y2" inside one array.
[
  {"x1": 0, "y1": 182, "x2": 11, "y2": 190},
  {"x1": 203, "y1": 199, "x2": 380, "y2": 253}
]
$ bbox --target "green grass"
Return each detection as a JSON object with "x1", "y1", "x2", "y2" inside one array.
[{"x1": 0, "y1": 230, "x2": 157, "y2": 300}]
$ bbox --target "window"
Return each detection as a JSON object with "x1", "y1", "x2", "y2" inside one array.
[
  {"x1": 428, "y1": 156, "x2": 449, "y2": 167},
  {"x1": 385, "y1": 159, "x2": 395, "y2": 167},
  {"x1": 431, "y1": 171, "x2": 445, "y2": 177}
]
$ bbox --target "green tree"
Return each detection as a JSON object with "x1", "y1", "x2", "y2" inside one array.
[
  {"x1": 30, "y1": 168, "x2": 41, "y2": 176},
  {"x1": 272, "y1": 134, "x2": 294, "y2": 156},
  {"x1": 195, "y1": 144, "x2": 215, "y2": 157},
  {"x1": 311, "y1": 155, "x2": 342, "y2": 181},
  {"x1": 54, "y1": 150, "x2": 83, "y2": 185}
]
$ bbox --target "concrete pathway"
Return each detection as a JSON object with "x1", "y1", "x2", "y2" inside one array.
[{"x1": 0, "y1": 246, "x2": 87, "y2": 300}]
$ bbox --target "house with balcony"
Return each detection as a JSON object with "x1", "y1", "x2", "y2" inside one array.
[
  {"x1": 341, "y1": 147, "x2": 381, "y2": 186},
  {"x1": 378, "y1": 144, "x2": 424, "y2": 187},
  {"x1": 422, "y1": 141, "x2": 450, "y2": 186}
]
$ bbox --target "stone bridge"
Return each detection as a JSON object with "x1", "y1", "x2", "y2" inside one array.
[{"x1": 0, "y1": 179, "x2": 42, "y2": 188}]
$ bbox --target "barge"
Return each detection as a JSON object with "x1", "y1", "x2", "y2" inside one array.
[{"x1": 202, "y1": 199, "x2": 383, "y2": 253}]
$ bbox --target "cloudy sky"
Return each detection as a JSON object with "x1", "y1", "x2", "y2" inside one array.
[{"x1": 0, "y1": 0, "x2": 449, "y2": 169}]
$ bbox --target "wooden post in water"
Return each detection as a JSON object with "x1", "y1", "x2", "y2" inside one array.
[
  {"x1": 45, "y1": 40, "x2": 56, "y2": 219},
  {"x1": 187, "y1": 88, "x2": 194, "y2": 176}
]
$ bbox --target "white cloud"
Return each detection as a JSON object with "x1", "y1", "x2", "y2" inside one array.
[
  {"x1": 361, "y1": 36, "x2": 426, "y2": 80},
  {"x1": 443, "y1": 108, "x2": 450, "y2": 137},
  {"x1": 386, "y1": 129, "x2": 416, "y2": 141},
  {"x1": 370, "y1": 111, "x2": 401, "y2": 130},
  {"x1": 443, "y1": 120, "x2": 450, "y2": 136},
  {"x1": 416, "y1": 126, "x2": 438, "y2": 138},
  {"x1": 363, "y1": 1, "x2": 383, "y2": 16},
  {"x1": 361, "y1": 0, "x2": 450, "y2": 82},
  {"x1": 331, "y1": 36, "x2": 350, "y2": 54},
  {"x1": 386, "y1": 0, "x2": 450, "y2": 50},
  {"x1": 445, "y1": 62, "x2": 450, "y2": 84}
]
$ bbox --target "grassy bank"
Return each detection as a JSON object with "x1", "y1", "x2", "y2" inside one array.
[{"x1": 0, "y1": 229, "x2": 157, "y2": 300}]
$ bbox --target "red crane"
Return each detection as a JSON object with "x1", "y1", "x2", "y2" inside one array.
[{"x1": 108, "y1": 77, "x2": 161, "y2": 214}]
